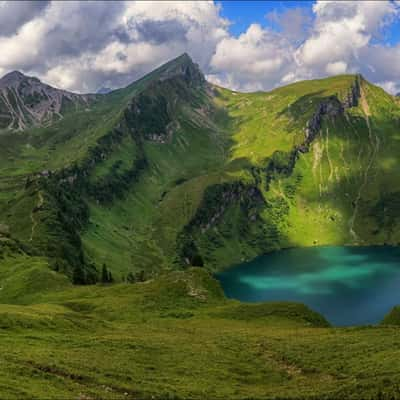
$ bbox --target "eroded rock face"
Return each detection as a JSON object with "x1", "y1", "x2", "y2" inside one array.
[
  {"x1": 0, "y1": 71, "x2": 94, "y2": 130},
  {"x1": 342, "y1": 74, "x2": 361, "y2": 108},
  {"x1": 304, "y1": 96, "x2": 343, "y2": 145},
  {"x1": 304, "y1": 76, "x2": 362, "y2": 150},
  {"x1": 0, "y1": 224, "x2": 10, "y2": 236}
]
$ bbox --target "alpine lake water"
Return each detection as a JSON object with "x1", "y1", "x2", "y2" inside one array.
[{"x1": 216, "y1": 246, "x2": 400, "y2": 326}]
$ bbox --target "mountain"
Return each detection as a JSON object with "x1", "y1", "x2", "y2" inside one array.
[
  {"x1": 96, "y1": 86, "x2": 112, "y2": 94},
  {"x1": 0, "y1": 54, "x2": 400, "y2": 399},
  {"x1": 0, "y1": 54, "x2": 400, "y2": 283},
  {"x1": 0, "y1": 70, "x2": 96, "y2": 130},
  {"x1": 0, "y1": 53, "x2": 214, "y2": 281}
]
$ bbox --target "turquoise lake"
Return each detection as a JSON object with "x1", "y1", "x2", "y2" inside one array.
[{"x1": 216, "y1": 246, "x2": 400, "y2": 326}]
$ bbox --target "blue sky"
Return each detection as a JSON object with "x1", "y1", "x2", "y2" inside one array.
[
  {"x1": 219, "y1": 1, "x2": 313, "y2": 36},
  {"x1": 219, "y1": 0, "x2": 400, "y2": 45},
  {"x1": 0, "y1": 1, "x2": 399, "y2": 93}
]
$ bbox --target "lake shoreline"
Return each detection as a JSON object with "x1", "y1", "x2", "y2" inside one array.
[{"x1": 215, "y1": 246, "x2": 400, "y2": 326}]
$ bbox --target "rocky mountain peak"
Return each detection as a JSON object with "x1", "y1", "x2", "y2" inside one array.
[
  {"x1": 0, "y1": 70, "x2": 94, "y2": 131},
  {"x1": 0, "y1": 70, "x2": 27, "y2": 87},
  {"x1": 96, "y1": 86, "x2": 112, "y2": 94},
  {"x1": 158, "y1": 53, "x2": 205, "y2": 87}
]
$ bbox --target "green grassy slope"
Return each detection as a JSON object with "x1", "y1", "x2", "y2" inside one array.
[
  {"x1": 2, "y1": 59, "x2": 400, "y2": 282},
  {"x1": 0, "y1": 54, "x2": 230, "y2": 279},
  {"x1": 0, "y1": 55, "x2": 399, "y2": 280},
  {"x1": 171, "y1": 74, "x2": 400, "y2": 270},
  {"x1": 0, "y1": 267, "x2": 398, "y2": 399},
  {"x1": 264, "y1": 77, "x2": 400, "y2": 248},
  {"x1": 83, "y1": 71, "x2": 400, "y2": 278}
]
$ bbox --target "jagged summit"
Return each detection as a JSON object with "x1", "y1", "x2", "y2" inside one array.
[
  {"x1": 121, "y1": 53, "x2": 205, "y2": 94},
  {"x1": 0, "y1": 69, "x2": 79, "y2": 94},
  {"x1": 157, "y1": 53, "x2": 205, "y2": 86},
  {"x1": 0, "y1": 70, "x2": 30, "y2": 88},
  {"x1": 0, "y1": 70, "x2": 93, "y2": 130},
  {"x1": 96, "y1": 86, "x2": 112, "y2": 94},
  {"x1": 0, "y1": 54, "x2": 206, "y2": 132}
]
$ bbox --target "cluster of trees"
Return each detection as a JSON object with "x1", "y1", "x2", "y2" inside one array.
[{"x1": 36, "y1": 175, "x2": 98, "y2": 284}]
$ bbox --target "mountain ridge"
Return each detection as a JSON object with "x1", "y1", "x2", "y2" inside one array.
[
  {"x1": 0, "y1": 69, "x2": 95, "y2": 130},
  {"x1": 0, "y1": 54, "x2": 367, "y2": 131},
  {"x1": 0, "y1": 54, "x2": 399, "y2": 283}
]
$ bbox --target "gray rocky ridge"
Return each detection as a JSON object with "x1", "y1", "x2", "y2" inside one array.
[{"x1": 0, "y1": 70, "x2": 95, "y2": 130}]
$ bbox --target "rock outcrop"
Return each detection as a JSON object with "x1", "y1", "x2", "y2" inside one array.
[
  {"x1": 303, "y1": 96, "x2": 344, "y2": 146},
  {"x1": 0, "y1": 71, "x2": 95, "y2": 130},
  {"x1": 302, "y1": 75, "x2": 362, "y2": 152},
  {"x1": 342, "y1": 74, "x2": 361, "y2": 108}
]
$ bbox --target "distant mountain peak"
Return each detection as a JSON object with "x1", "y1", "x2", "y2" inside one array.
[
  {"x1": 2, "y1": 70, "x2": 25, "y2": 79},
  {"x1": 0, "y1": 70, "x2": 30, "y2": 88},
  {"x1": 96, "y1": 86, "x2": 113, "y2": 94},
  {"x1": 0, "y1": 70, "x2": 93, "y2": 131}
]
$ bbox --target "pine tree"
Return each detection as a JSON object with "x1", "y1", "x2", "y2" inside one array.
[
  {"x1": 101, "y1": 264, "x2": 109, "y2": 283},
  {"x1": 72, "y1": 265, "x2": 85, "y2": 284}
]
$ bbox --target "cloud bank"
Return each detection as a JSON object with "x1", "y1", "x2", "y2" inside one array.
[{"x1": 0, "y1": 0, "x2": 398, "y2": 94}]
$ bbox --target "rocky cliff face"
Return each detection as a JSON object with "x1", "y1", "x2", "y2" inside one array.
[
  {"x1": 301, "y1": 75, "x2": 362, "y2": 153},
  {"x1": 303, "y1": 96, "x2": 344, "y2": 147},
  {"x1": 266, "y1": 96, "x2": 345, "y2": 186},
  {"x1": 342, "y1": 74, "x2": 361, "y2": 108},
  {"x1": 0, "y1": 71, "x2": 95, "y2": 130}
]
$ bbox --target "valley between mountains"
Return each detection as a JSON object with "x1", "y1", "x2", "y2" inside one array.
[{"x1": 0, "y1": 54, "x2": 399, "y2": 399}]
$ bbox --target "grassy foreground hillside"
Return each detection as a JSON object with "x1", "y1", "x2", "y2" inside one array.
[{"x1": 0, "y1": 261, "x2": 399, "y2": 399}]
